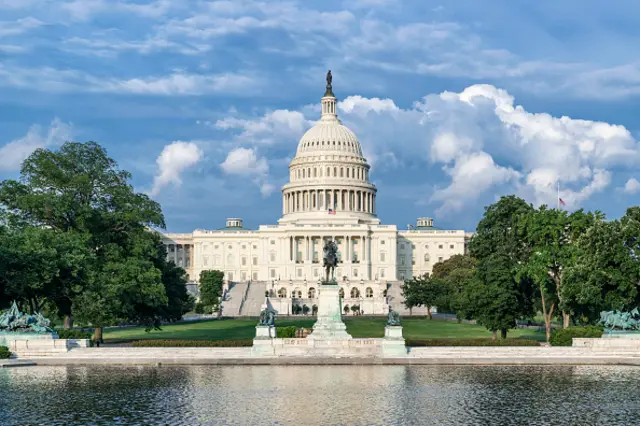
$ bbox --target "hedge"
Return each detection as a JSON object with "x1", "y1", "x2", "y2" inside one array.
[
  {"x1": 55, "y1": 329, "x2": 93, "y2": 340},
  {"x1": 549, "y1": 326, "x2": 603, "y2": 346},
  {"x1": 406, "y1": 338, "x2": 541, "y2": 347},
  {"x1": 276, "y1": 326, "x2": 297, "y2": 338},
  {"x1": 131, "y1": 339, "x2": 253, "y2": 347},
  {"x1": 0, "y1": 346, "x2": 11, "y2": 359}
]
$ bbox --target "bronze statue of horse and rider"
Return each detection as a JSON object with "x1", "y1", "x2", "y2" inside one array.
[{"x1": 323, "y1": 240, "x2": 338, "y2": 283}]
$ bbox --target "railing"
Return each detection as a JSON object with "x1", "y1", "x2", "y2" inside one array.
[{"x1": 238, "y1": 281, "x2": 251, "y2": 315}]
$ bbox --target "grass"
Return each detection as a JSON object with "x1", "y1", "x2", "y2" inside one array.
[{"x1": 104, "y1": 316, "x2": 546, "y2": 343}]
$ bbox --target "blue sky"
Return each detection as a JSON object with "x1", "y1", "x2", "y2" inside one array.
[{"x1": 1, "y1": 0, "x2": 640, "y2": 232}]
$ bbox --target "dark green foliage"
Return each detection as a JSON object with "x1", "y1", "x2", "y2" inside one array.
[
  {"x1": 302, "y1": 304, "x2": 310, "y2": 315},
  {"x1": 55, "y1": 329, "x2": 93, "y2": 340},
  {"x1": 549, "y1": 326, "x2": 604, "y2": 346},
  {"x1": 0, "y1": 346, "x2": 11, "y2": 359},
  {"x1": 292, "y1": 304, "x2": 302, "y2": 315},
  {"x1": 194, "y1": 302, "x2": 205, "y2": 314},
  {"x1": 199, "y1": 270, "x2": 224, "y2": 311},
  {"x1": 131, "y1": 339, "x2": 253, "y2": 347},
  {"x1": 276, "y1": 326, "x2": 297, "y2": 338},
  {"x1": 406, "y1": 339, "x2": 540, "y2": 347},
  {"x1": 312, "y1": 305, "x2": 318, "y2": 315}
]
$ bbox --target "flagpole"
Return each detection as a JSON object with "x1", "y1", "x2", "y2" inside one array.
[{"x1": 557, "y1": 181, "x2": 560, "y2": 210}]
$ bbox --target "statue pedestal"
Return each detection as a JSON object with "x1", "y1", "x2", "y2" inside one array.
[
  {"x1": 254, "y1": 325, "x2": 276, "y2": 339},
  {"x1": 382, "y1": 326, "x2": 407, "y2": 357},
  {"x1": 307, "y1": 281, "x2": 352, "y2": 340}
]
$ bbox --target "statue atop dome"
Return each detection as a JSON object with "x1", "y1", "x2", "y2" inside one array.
[{"x1": 324, "y1": 70, "x2": 334, "y2": 97}]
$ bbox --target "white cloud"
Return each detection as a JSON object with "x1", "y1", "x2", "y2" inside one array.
[
  {"x1": 622, "y1": 177, "x2": 640, "y2": 195},
  {"x1": 61, "y1": 0, "x2": 173, "y2": 21},
  {"x1": 220, "y1": 147, "x2": 274, "y2": 197},
  {"x1": 0, "y1": 64, "x2": 259, "y2": 95},
  {"x1": 151, "y1": 141, "x2": 203, "y2": 196},
  {"x1": 0, "y1": 17, "x2": 43, "y2": 37},
  {"x1": 216, "y1": 110, "x2": 312, "y2": 145},
  {"x1": 0, "y1": 118, "x2": 72, "y2": 171}
]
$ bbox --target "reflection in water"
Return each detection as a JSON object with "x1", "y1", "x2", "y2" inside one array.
[{"x1": 1, "y1": 365, "x2": 639, "y2": 425}]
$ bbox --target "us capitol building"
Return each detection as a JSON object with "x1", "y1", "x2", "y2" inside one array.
[{"x1": 161, "y1": 73, "x2": 472, "y2": 315}]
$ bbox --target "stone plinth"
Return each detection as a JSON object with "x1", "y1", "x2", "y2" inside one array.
[
  {"x1": 307, "y1": 282, "x2": 352, "y2": 341},
  {"x1": 573, "y1": 337, "x2": 640, "y2": 350},
  {"x1": 6, "y1": 338, "x2": 90, "y2": 357},
  {"x1": 0, "y1": 332, "x2": 58, "y2": 347},
  {"x1": 382, "y1": 326, "x2": 407, "y2": 357},
  {"x1": 254, "y1": 325, "x2": 276, "y2": 339}
]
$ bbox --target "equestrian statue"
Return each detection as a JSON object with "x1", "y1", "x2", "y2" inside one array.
[{"x1": 323, "y1": 240, "x2": 338, "y2": 283}]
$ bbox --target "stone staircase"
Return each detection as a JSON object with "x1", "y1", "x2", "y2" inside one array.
[
  {"x1": 221, "y1": 281, "x2": 249, "y2": 316},
  {"x1": 240, "y1": 281, "x2": 268, "y2": 316}
]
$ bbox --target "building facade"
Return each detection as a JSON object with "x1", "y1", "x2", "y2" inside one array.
[{"x1": 161, "y1": 76, "x2": 473, "y2": 315}]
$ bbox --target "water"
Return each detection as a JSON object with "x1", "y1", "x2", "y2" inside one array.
[{"x1": 1, "y1": 365, "x2": 639, "y2": 425}]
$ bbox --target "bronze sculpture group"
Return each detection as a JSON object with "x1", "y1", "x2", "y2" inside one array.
[
  {"x1": 0, "y1": 302, "x2": 54, "y2": 333},
  {"x1": 323, "y1": 239, "x2": 338, "y2": 283},
  {"x1": 600, "y1": 308, "x2": 640, "y2": 332}
]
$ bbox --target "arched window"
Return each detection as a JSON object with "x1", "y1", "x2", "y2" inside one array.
[
  {"x1": 226, "y1": 254, "x2": 234, "y2": 265},
  {"x1": 327, "y1": 167, "x2": 330, "y2": 176},
  {"x1": 278, "y1": 288, "x2": 287, "y2": 298},
  {"x1": 424, "y1": 254, "x2": 430, "y2": 262},
  {"x1": 314, "y1": 168, "x2": 317, "y2": 177},
  {"x1": 339, "y1": 288, "x2": 345, "y2": 298},
  {"x1": 346, "y1": 168, "x2": 350, "y2": 178},
  {"x1": 302, "y1": 169, "x2": 305, "y2": 178},
  {"x1": 308, "y1": 168, "x2": 311, "y2": 177},
  {"x1": 366, "y1": 287, "x2": 373, "y2": 298},
  {"x1": 293, "y1": 288, "x2": 301, "y2": 298},
  {"x1": 350, "y1": 287, "x2": 360, "y2": 298},
  {"x1": 380, "y1": 252, "x2": 386, "y2": 262},
  {"x1": 308, "y1": 287, "x2": 316, "y2": 298},
  {"x1": 340, "y1": 168, "x2": 344, "y2": 177},
  {"x1": 334, "y1": 167, "x2": 337, "y2": 176}
]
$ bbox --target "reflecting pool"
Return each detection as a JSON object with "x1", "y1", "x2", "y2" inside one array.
[{"x1": 1, "y1": 365, "x2": 639, "y2": 425}]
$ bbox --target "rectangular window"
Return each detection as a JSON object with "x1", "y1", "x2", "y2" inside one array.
[
  {"x1": 381, "y1": 240, "x2": 385, "y2": 245},
  {"x1": 353, "y1": 269, "x2": 358, "y2": 277},
  {"x1": 253, "y1": 245, "x2": 257, "y2": 250},
  {"x1": 242, "y1": 245, "x2": 246, "y2": 250},
  {"x1": 270, "y1": 240, "x2": 275, "y2": 245},
  {"x1": 228, "y1": 272, "x2": 233, "y2": 281},
  {"x1": 253, "y1": 272, "x2": 258, "y2": 281},
  {"x1": 241, "y1": 257, "x2": 247, "y2": 266},
  {"x1": 203, "y1": 256, "x2": 208, "y2": 266},
  {"x1": 380, "y1": 269, "x2": 385, "y2": 278},
  {"x1": 253, "y1": 257, "x2": 258, "y2": 266},
  {"x1": 270, "y1": 253, "x2": 276, "y2": 262},
  {"x1": 270, "y1": 269, "x2": 276, "y2": 278},
  {"x1": 439, "y1": 244, "x2": 443, "y2": 249},
  {"x1": 313, "y1": 269, "x2": 318, "y2": 277},
  {"x1": 297, "y1": 269, "x2": 302, "y2": 277},
  {"x1": 438, "y1": 257, "x2": 443, "y2": 262},
  {"x1": 450, "y1": 244, "x2": 454, "y2": 249},
  {"x1": 400, "y1": 244, "x2": 405, "y2": 250},
  {"x1": 241, "y1": 272, "x2": 246, "y2": 281},
  {"x1": 400, "y1": 256, "x2": 405, "y2": 266},
  {"x1": 380, "y1": 252, "x2": 386, "y2": 262}
]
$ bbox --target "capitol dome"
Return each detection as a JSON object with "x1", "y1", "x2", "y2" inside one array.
[{"x1": 279, "y1": 71, "x2": 378, "y2": 225}]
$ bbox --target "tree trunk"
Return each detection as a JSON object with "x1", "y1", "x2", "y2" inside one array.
[
  {"x1": 93, "y1": 327, "x2": 103, "y2": 346},
  {"x1": 427, "y1": 306, "x2": 432, "y2": 320},
  {"x1": 409, "y1": 307, "x2": 413, "y2": 316},
  {"x1": 500, "y1": 328, "x2": 507, "y2": 339},
  {"x1": 539, "y1": 283, "x2": 556, "y2": 343},
  {"x1": 562, "y1": 312, "x2": 570, "y2": 329},
  {"x1": 63, "y1": 315, "x2": 74, "y2": 329},
  {"x1": 491, "y1": 331, "x2": 497, "y2": 341}
]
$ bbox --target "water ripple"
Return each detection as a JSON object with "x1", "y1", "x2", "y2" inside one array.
[{"x1": 1, "y1": 365, "x2": 639, "y2": 425}]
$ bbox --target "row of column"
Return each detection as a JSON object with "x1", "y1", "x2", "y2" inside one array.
[
  {"x1": 287, "y1": 235, "x2": 369, "y2": 264},
  {"x1": 166, "y1": 244, "x2": 193, "y2": 268},
  {"x1": 283, "y1": 189, "x2": 376, "y2": 214}
]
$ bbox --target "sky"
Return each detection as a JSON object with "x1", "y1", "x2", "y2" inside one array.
[{"x1": 1, "y1": 0, "x2": 640, "y2": 233}]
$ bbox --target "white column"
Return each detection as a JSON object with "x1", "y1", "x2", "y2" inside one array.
[{"x1": 346, "y1": 236, "x2": 350, "y2": 262}]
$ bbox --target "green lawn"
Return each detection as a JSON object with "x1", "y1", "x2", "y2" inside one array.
[{"x1": 104, "y1": 317, "x2": 545, "y2": 343}]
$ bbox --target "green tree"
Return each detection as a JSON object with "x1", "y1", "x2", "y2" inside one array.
[
  {"x1": 430, "y1": 254, "x2": 476, "y2": 314},
  {"x1": 199, "y1": 270, "x2": 224, "y2": 313},
  {"x1": 0, "y1": 142, "x2": 166, "y2": 331},
  {"x1": 563, "y1": 207, "x2": 640, "y2": 321},
  {"x1": 517, "y1": 206, "x2": 602, "y2": 340},
  {"x1": 467, "y1": 196, "x2": 536, "y2": 338},
  {"x1": 401, "y1": 274, "x2": 445, "y2": 319}
]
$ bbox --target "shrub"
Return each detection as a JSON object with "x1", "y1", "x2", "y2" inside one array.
[
  {"x1": 406, "y1": 339, "x2": 541, "y2": 347},
  {"x1": 312, "y1": 305, "x2": 318, "y2": 315},
  {"x1": 549, "y1": 326, "x2": 603, "y2": 347},
  {"x1": 292, "y1": 304, "x2": 302, "y2": 315},
  {"x1": 132, "y1": 339, "x2": 253, "y2": 347},
  {"x1": 55, "y1": 329, "x2": 93, "y2": 340},
  {"x1": 276, "y1": 326, "x2": 297, "y2": 338},
  {"x1": 0, "y1": 346, "x2": 11, "y2": 359},
  {"x1": 194, "y1": 302, "x2": 205, "y2": 314},
  {"x1": 302, "y1": 304, "x2": 310, "y2": 315}
]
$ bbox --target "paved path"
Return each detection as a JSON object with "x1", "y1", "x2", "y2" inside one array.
[{"x1": 20, "y1": 346, "x2": 640, "y2": 366}]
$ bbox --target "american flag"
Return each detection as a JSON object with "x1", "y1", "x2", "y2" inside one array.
[
  {"x1": 559, "y1": 198, "x2": 566, "y2": 206},
  {"x1": 328, "y1": 208, "x2": 336, "y2": 215}
]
